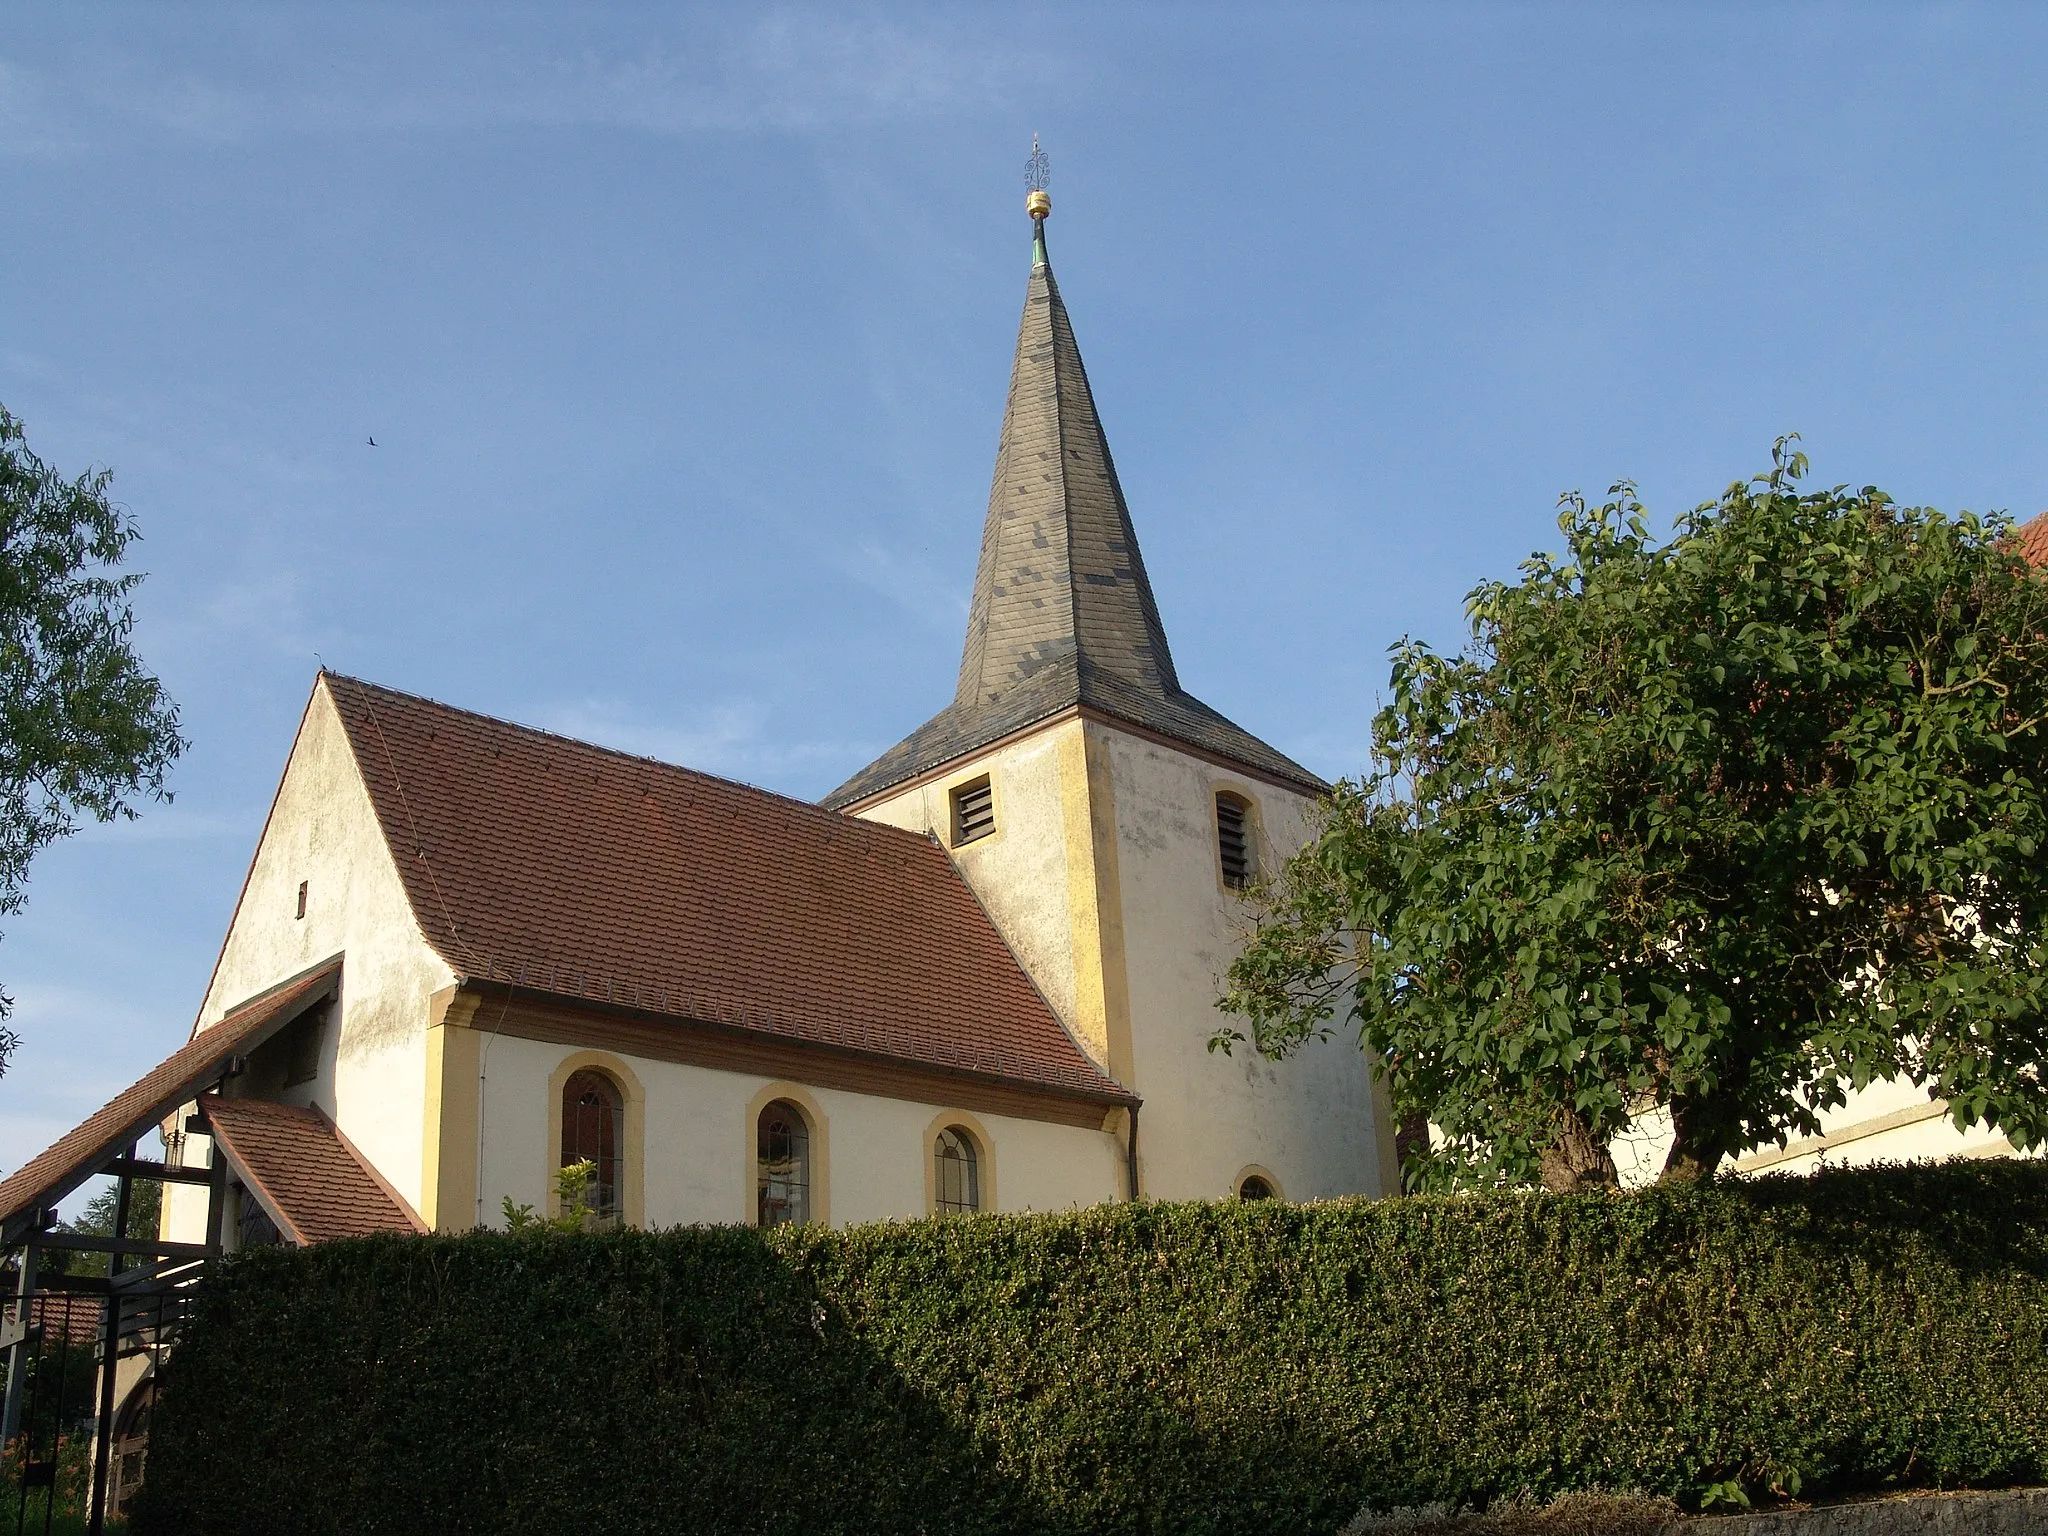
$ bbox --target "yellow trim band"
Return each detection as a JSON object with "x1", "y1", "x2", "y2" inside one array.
[{"x1": 1058, "y1": 722, "x2": 1134, "y2": 1087}]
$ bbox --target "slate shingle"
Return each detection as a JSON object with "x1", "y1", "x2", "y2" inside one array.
[{"x1": 824, "y1": 236, "x2": 1325, "y2": 809}]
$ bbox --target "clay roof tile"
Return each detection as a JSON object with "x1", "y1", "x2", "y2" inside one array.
[
  {"x1": 321, "y1": 675, "x2": 1127, "y2": 1105},
  {"x1": 2012, "y1": 510, "x2": 2048, "y2": 570},
  {"x1": 201, "y1": 1093, "x2": 424, "y2": 1244}
]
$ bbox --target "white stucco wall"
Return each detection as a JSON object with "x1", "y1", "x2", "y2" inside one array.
[
  {"x1": 1095, "y1": 723, "x2": 1385, "y2": 1201},
  {"x1": 182, "y1": 680, "x2": 455, "y2": 1214},
  {"x1": 855, "y1": 714, "x2": 1390, "y2": 1207},
  {"x1": 1613, "y1": 1073, "x2": 2033, "y2": 1187},
  {"x1": 475, "y1": 1034, "x2": 1124, "y2": 1227}
]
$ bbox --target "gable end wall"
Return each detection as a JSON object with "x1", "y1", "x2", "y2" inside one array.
[{"x1": 191, "y1": 680, "x2": 457, "y2": 1213}]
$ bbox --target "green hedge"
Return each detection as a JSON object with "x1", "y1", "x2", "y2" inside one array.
[{"x1": 133, "y1": 1162, "x2": 2048, "y2": 1536}]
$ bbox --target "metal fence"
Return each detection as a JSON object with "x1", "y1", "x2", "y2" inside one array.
[
  {"x1": 3, "y1": 1267, "x2": 198, "y2": 1534},
  {"x1": 2, "y1": 1131, "x2": 217, "y2": 1536}
]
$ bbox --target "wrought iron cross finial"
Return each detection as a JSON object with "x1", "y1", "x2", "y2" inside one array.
[{"x1": 1025, "y1": 135, "x2": 1051, "y2": 226}]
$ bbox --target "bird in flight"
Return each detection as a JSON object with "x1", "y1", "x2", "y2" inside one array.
[{"x1": 367, "y1": 436, "x2": 377, "y2": 447}]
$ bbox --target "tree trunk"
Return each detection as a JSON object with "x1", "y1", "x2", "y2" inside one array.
[
  {"x1": 1392, "y1": 1111, "x2": 1432, "y2": 1188},
  {"x1": 1659, "y1": 1093, "x2": 1729, "y2": 1184},
  {"x1": 1538, "y1": 1108, "x2": 1619, "y2": 1192}
]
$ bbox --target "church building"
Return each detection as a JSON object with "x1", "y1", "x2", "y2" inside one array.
[{"x1": 0, "y1": 190, "x2": 1395, "y2": 1262}]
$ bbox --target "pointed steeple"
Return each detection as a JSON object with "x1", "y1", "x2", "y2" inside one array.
[
  {"x1": 823, "y1": 177, "x2": 1323, "y2": 811},
  {"x1": 953, "y1": 222, "x2": 1180, "y2": 715}
]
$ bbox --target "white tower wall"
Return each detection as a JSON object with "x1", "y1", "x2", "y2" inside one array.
[{"x1": 856, "y1": 714, "x2": 1396, "y2": 1203}]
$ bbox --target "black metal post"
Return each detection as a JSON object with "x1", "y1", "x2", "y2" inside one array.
[
  {"x1": 32, "y1": 1297, "x2": 69, "y2": 1536},
  {"x1": 6, "y1": 1240, "x2": 36, "y2": 1536},
  {"x1": 1, "y1": 1235, "x2": 38, "y2": 1445},
  {"x1": 86, "y1": 1148, "x2": 134, "y2": 1536}
]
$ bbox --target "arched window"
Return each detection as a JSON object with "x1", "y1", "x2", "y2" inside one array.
[
  {"x1": 757, "y1": 1100, "x2": 811, "y2": 1226},
  {"x1": 1237, "y1": 1174, "x2": 1275, "y2": 1201},
  {"x1": 561, "y1": 1069, "x2": 624, "y2": 1222},
  {"x1": 934, "y1": 1126, "x2": 981, "y2": 1214},
  {"x1": 1216, "y1": 793, "x2": 1253, "y2": 889}
]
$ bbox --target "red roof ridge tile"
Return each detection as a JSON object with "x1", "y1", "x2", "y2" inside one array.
[{"x1": 320, "y1": 671, "x2": 937, "y2": 853}]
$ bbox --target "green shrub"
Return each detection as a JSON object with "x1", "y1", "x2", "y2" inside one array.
[{"x1": 133, "y1": 1162, "x2": 2048, "y2": 1536}]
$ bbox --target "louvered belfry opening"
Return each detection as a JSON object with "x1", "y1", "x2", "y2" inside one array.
[
  {"x1": 1216, "y1": 794, "x2": 1251, "y2": 889},
  {"x1": 951, "y1": 776, "x2": 996, "y2": 846}
]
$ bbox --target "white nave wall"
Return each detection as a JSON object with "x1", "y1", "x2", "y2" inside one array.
[{"x1": 473, "y1": 1034, "x2": 1124, "y2": 1227}]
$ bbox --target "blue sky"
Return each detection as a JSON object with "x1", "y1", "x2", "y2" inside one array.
[{"x1": 3, "y1": 3, "x2": 2046, "y2": 1179}]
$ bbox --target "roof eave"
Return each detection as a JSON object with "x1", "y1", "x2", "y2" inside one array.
[
  {"x1": 0, "y1": 959, "x2": 341, "y2": 1246},
  {"x1": 452, "y1": 975, "x2": 1140, "y2": 1114},
  {"x1": 826, "y1": 698, "x2": 1327, "y2": 816}
]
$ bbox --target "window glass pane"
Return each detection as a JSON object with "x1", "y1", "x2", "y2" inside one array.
[
  {"x1": 562, "y1": 1069, "x2": 624, "y2": 1220},
  {"x1": 935, "y1": 1126, "x2": 980, "y2": 1213},
  {"x1": 758, "y1": 1101, "x2": 810, "y2": 1226}
]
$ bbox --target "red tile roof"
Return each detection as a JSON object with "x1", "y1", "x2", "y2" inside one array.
[
  {"x1": 2013, "y1": 511, "x2": 2048, "y2": 570},
  {"x1": 0, "y1": 962, "x2": 341, "y2": 1241},
  {"x1": 201, "y1": 1094, "x2": 425, "y2": 1243},
  {"x1": 321, "y1": 675, "x2": 1128, "y2": 1105},
  {"x1": 27, "y1": 1294, "x2": 103, "y2": 1345}
]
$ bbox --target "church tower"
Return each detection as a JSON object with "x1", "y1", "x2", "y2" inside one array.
[{"x1": 824, "y1": 165, "x2": 1393, "y2": 1202}]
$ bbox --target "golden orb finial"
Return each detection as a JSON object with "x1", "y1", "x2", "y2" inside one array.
[{"x1": 1025, "y1": 134, "x2": 1051, "y2": 221}]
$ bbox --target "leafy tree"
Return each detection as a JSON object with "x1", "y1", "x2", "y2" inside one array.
[
  {"x1": 46, "y1": 1175, "x2": 164, "y2": 1278},
  {"x1": 1219, "y1": 441, "x2": 2048, "y2": 1191},
  {"x1": 0, "y1": 406, "x2": 185, "y2": 1076}
]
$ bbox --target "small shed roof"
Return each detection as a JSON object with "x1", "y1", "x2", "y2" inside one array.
[
  {"x1": 0, "y1": 960, "x2": 340, "y2": 1244},
  {"x1": 201, "y1": 1094, "x2": 425, "y2": 1244}
]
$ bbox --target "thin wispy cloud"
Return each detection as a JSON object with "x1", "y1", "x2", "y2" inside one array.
[
  {"x1": 2, "y1": 14, "x2": 1047, "y2": 158},
  {"x1": 536, "y1": 695, "x2": 873, "y2": 791},
  {"x1": 0, "y1": 981, "x2": 165, "y2": 1175},
  {"x1": 832, "y1": 538, "x2": 973, "y2": 630}
]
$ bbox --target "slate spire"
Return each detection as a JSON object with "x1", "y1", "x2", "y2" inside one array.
[
  {"x1": 822, "y1": 189, "x2": 1323, "y2": 810},
  {"x1": 953, "y1": 221, "x2": 1181, "y2": 713}
]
